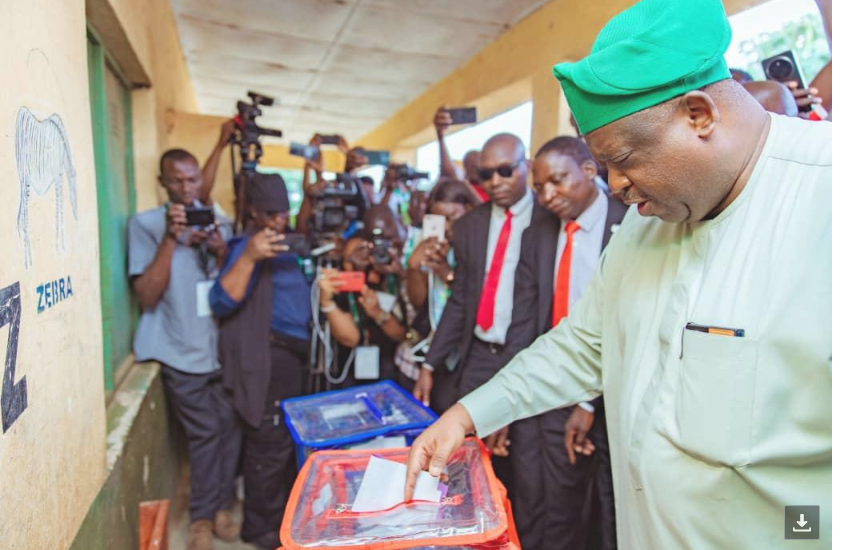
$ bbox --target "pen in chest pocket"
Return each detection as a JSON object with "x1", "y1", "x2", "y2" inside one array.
[{"x1": 680, "y1": 322, "x2": 746, "y2": 358}]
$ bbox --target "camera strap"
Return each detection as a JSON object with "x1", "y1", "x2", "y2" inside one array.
[{"x1": 347, "y1": 293, "x2": 369, "y2": 345}]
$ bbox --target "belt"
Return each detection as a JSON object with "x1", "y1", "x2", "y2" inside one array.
[{"x1": 474, "y1": 337, "x2": 505, "y2": 355}]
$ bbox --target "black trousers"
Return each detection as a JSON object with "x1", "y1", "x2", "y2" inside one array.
[
  {"x1": 455, "y1": 338, "x2": 515, "y2": 498},
  {"x1": 240, "y1": 337, "x2": 308, "y2": 547},
  {"x1": 510, "y1": 403, "x2": 617, "y2": 550},
  {"x1": 161, "y1": 365, "x2": 241, "y2": 523}
]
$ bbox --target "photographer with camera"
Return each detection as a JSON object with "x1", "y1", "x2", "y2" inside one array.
[
  {"x1": 128, "y1": 149, "x2": 238, "y2": 550},
  {"x1": 315, "y1": 207, "x2": 411, "y2": 390},
  {"x1": 210, "y1": 173, "x2": 311, "y2": 550},
  {"x1": 399, "y1": 179, "x2": 478, "y2": 412}
]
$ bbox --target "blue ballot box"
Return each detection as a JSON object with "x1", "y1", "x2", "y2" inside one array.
[{"x1": 281, "y1": 380, "x2": 438, "y2": 466}]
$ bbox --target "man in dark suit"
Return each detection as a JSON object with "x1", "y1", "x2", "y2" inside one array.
[
  {"x1": 414, "y1": 133, "x2": 548, "y2": 415},
  {"x1": 501, "y1": 136, "x2": 627, "y2": 550}
]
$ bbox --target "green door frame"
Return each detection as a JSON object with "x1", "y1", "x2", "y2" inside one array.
[{"x1": 87, "y1": 27, "x2": 137, "y2": 391}]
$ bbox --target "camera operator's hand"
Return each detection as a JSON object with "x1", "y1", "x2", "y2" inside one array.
[
  {"x1": 166, "y1": 203, "x2": 188, "y2": 241},
  {"x1": 422, "y1": 238, "x2": 452, "y2": 282},
  {"x1": 357, "y1": 287, "x2": 384, "y2": 321},
  {"x1": 336, "y1": 135, "x2": 350, "y2": 154},
  {"x1": 218, "y1": 119, "x2": 236, "y2": 147},
  {"x1": 318, "y1": 268, "x2": 344, "y2": 306},
  {"x1": 206, "y1": 226, "x2": 228, "y2": 262},
  {"x1": 784, "y1": 82, "x2": 824, "y2": 117},
  {"x1": 306, "y1": 134, "x2": 325, "y2": 173},
  {"x1": 244, "y1": 228, "x2": 287, "y2": 262},
  {"x1": 187, "y1": 229, "x2": 211, "y2": 246},
  {"x1": 434, "y1": 106, "x2": 452, "y2": 138}
]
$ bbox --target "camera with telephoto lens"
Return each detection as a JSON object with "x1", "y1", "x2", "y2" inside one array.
[
  {"x1": 233, "y1": 91, "x2": 283, "y2": 169},
  {"x1": 311, "y1": 173, "x2": 363, "y2": 234},
  {"x1": 391, "y1": 163, "x2": 430, "y2": 182},
  {"x1": 369, "y1": 228, "x2": 393, "y2": 265}
]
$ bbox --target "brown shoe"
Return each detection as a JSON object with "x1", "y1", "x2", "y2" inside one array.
[
  {"x1": 188, "y1": 519, "x2": 213, "y2": 550},
  {"x1": 213, "y1": 509, "x2": 241, "y2": 542}
]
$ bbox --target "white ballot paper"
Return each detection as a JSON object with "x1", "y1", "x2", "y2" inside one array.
[{"x1": 351, "y1": 455, "x2": 441, "y2": 512}]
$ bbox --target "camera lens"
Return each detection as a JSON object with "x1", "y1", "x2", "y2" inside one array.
[{"x1": 767, "y1": 57, "x2": 794, "y2": 81}]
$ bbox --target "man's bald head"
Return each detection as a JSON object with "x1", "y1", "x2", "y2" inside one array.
[
  {"x1": 480, "y1": 133, "x2": 529, "y2": 208},
  {"x1": 463, "y1": 150, "x2": 482, "y2": 184},
  {"x1": 585, "y1": 78, "x2": 769, "y2": 223},
  {"x1": 743, "y1": 80, "x2": 798, "y2": 117}
]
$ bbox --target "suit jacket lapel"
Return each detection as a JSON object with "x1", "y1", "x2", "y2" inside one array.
[
  {"x1": 537, "y1": 213, "x2": 560, "y2": 334},
  {"x1": 469, "y1": 204, "x2": 491, "y2": 315}
]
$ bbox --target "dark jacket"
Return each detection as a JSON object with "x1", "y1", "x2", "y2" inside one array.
[
  {"x1": 504, "y1": 193, "x2": 628, "y2": 369},
  {"x1": 425, "y1": 198, "x2": 549, "y2": 373}
]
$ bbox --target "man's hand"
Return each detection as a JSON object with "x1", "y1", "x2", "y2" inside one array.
[
  {"x1": 484, "y1": 426, "x2": 510, "y2": 457},
  {"x1": 244, "y1": 228, "x2": 287, "y2": 262},
  {"x1": 166, "y1": 203, "x2": 188, "y2": 241},
  {"x1": 784, "y1": 82, "x2": 824, "y2": 116},
  {"x1": 564, "y1": 406, "x2": 596, "y2": 465},
  {"x1": 358, "y1": 287, "x2": 384, "y2": 321},
  {"x1": 206, "y1": 228, "x2": 228, "y2": 264},
  {"x1": 423, "y1": 238, "x2": 452, "y2": 282},
  {"x1": 318, "y1": 267, "x2": 344, "y2": 305},
  {"x1": 413, "y1": 367, "x2": 434, "y2": 406},
  {"x1": 187, "y1": 229, "x2": 211, "y2": 246},
  {"x1": 405, "y1": 404, "x2": 473, "y2": 502},
  {"x1": 218, "y1": 119, "x2": 236, "y2": 147},
  {"x1": 434, "y1": 106, "x2": 453, "y2": 138}
]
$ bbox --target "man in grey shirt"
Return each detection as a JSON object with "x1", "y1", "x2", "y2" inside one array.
[{"x1": 128, "y1": 148, "x2": 240, "y2": 550}]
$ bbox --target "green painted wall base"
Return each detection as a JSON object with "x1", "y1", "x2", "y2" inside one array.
[{"x1": 70, "y1": 363, "x2": 183, "y2": 550}]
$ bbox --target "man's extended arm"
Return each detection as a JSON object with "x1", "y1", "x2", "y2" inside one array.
[{"x1": 200, "y1": 120, "x2": 236, "y2": 205}]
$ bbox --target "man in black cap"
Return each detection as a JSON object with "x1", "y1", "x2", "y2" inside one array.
[{"x1": 210, "y1": 173, "x2": 312, "y2": 549}]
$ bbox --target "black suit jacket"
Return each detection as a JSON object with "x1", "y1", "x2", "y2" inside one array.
[
  {"x1": 425, "y1": 198, "x2": 550, "y2": 372},
  {"x1": 504, "y1": 194, "x2": 628, "y2": 362}
]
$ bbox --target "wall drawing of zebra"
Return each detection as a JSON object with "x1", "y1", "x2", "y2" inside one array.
[{"x1": 15, "y1": 107, "x2": 78, "y2": 269}]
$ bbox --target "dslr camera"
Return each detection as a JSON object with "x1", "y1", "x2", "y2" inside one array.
[{"x1": 369, "y1": 228, "x2": 393, "y2": 265}]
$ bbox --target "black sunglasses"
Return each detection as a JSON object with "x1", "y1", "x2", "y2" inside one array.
[{"x1": 478, "y1": 160, "x2": 521, "y2": 182}]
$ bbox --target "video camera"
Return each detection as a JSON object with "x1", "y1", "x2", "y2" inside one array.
[
  {"x1": 311, "y1": 173, "x2": 363, "y2": 235},
  {"x1": 233, "y1": 91, "x2": 283, "y2": 170}
]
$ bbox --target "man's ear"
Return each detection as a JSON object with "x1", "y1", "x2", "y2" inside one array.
[
  {"x1": 581, "y1": 159, "x2": 599, "y2": 181},
  {"x1": 157, "y1": 174, "x2": 164, "y2": 188},
  {"x1": 681, "y1": 90, "x2": 720, "y2": 139}
]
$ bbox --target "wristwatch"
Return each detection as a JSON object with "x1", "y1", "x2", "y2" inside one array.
[
  {"x1": 445, "y1": 271, "x2": 455, "y2": 283},
  {"x1": 377, "y1": 311, "x2": 391, "y2": 325}
]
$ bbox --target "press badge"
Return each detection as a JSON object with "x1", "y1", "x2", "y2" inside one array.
[
  {"x1": 354, "y1": 346, "x2": 380, "y2": 380},
  {"x1": 196, "y1": 280, "x2": 215, "y2": 317}
]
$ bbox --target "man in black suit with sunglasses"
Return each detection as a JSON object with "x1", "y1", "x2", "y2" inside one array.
[{"x1": 414, "y1": 132, "x2": 548, "y2": 414}]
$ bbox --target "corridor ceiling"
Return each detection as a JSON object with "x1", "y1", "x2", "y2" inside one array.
[{"x1": 170, "y1": 0, "x2": 552, "y2": 144}]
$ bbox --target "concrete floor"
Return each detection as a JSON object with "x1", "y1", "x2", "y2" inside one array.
[{"x1": 168, "y1": 467, "x2": 267, "y2": 550}]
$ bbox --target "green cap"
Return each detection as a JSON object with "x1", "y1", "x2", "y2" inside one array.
[{"x1": 553, "y1": 0, "x2": 732, "y2": 134}]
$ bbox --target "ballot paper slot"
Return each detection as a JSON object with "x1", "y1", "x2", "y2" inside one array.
[{"x1": 281, "y1": 439, "x2": 513, "y2": 550}]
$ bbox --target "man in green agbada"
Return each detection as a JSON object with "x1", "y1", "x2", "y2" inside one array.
[{"x1": 405, "y1": 0, "x2": 832, "y2": 548}]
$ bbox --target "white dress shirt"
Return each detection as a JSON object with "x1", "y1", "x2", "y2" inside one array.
[
  {"x1": 553, "y1": 187, "x2": 609, "y2": 312},
  {"x1": 474, "y1": 188, "x2": 535, "y2": 344}
]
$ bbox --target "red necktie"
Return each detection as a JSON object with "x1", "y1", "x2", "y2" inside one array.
[
  {"x1": 552, "y1": 221, "x2": 581, "y2": 327},
  {"x1": 476, "y1": 209, "x2": 513, "y2": 331}
]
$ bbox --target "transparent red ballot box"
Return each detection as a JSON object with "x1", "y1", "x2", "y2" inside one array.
[{"x1": 279, "y1": 438, "x2": 520, "y2": 550}]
